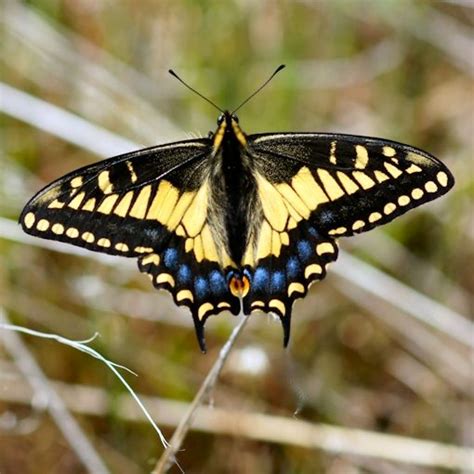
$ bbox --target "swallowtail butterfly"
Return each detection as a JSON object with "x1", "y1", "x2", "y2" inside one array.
[{"x1": 20, "y1": 67, "x2": 454, "y2": 351}]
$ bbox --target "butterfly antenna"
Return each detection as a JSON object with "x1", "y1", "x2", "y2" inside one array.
[
  {"x1": 231, "y1": 64, "x2": 285, "y2": 115},
  {"x1": 169, "y1": 69, "x2": 224, "y2": 113}
]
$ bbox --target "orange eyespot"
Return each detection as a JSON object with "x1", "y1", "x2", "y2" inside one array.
[{"x1": 229, "y1": 274, "x2": 250, "y2": 298}]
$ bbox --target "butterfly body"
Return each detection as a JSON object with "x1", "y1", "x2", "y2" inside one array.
[
  {"x1": 20, "y1": 110, "x2": 454, "y2": 352},
  {"x1": 212, "y1": 112, "x2": 258, "y2": 267}
]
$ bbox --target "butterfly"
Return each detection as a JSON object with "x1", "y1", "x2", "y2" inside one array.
[{"x1": 20, "y1": 67, "x2": 454, "y2": 352}]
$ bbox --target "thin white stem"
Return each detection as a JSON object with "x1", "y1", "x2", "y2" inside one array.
[{"x1": 0, "y1": 319, "x2": 169, "y2": 451}]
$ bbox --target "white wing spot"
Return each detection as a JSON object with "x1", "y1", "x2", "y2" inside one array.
[
  {"x1": 316, "y1": 242, "x2": 334, "y2": 255},
  {"x1": 368, "y1": 212, "x2": 382, "y2": 223},
  {"x1": 52, "y1": 223, "x2": 65, "y2": 235},
  {"x1": 98, "y1": 171, "x2": 113, "y2": 194},
  {"x1": 126, "y1": 161, "x2": 138, "y2": 183},
  {"x1": 37, "y1": 219, "x2": 50, "y2": 231},
  {"x1": 329, "y1": 141, "x2": 337, "y2": 164},
  {"x1": 115, "y1": 242, "x2": 129, "y2": 252},
  {"x1": 82, "y1": 232, "x2": 95, "y2": 243},
  {"x1": 425, "y1": 181, "x2": 438, "y2": 193},
  {"x1": 382, "y1": 146, "x2": 396, "y2": 157},
  {"x1": 383, "y1": 202, "x2": 396, "y2": 215},
  {"x1": 355, "y1": 145, "x2": 369, "y2": 169},
  {"x1": 66, "y1": 227, "x2": 79, "y2": 238},
  {"x1": 406, "y1": 164, "x2": 422, "y2": 174},
  {"x1": 437, "y1": 171, "x2": 448, "y2": 187},
  {"x1": 328, "y1": 226, "x2": 346, "y2": 236},
  {"x1": 352, "y1": 220, "x2": 365, "y2": 230},
  {"x1": 24, "y1": 212, "x2": 35, "y2": 229},
  {"x1": 70, "y1": 176, "x2": 83, "y2": 188},
  {"x1": 98, "y1": 238, "x2": 111, "y2": 248},
  {"x1": 398, "y1": 195, "x2": 410, "y2": 206}
]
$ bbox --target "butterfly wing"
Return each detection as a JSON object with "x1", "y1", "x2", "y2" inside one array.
[
  {"x1": 20, "y1": 139, "x2": 240, "y2": 351},
  {"x1": 20, "y1": 140, "x2": 212, "y2": 255},
  {"x1": 249, "y1": 133, "x2": 454, "y2": 236},
  {"x1": 241, "y1": 133, "x2": 454, "y2": 343}
]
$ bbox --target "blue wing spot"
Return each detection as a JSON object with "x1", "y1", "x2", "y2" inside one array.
[
  {"x1": 194, "y1": 276, "x2": 209, "y2": 299},
  {"x1": 286, "y1": 257, "x2": 301, "y2": 279},
  {"x1": 252, "y1": 267, "x2": 269, "y2": 291},
  {"x1": 270, "y1": 271, "x2": 285, "y2": 292},
  {"x1": 177, "y1": 264, "x2": 192, "y2": 284},
  {"x1": 226, "y1": 269, "x2": 237, "y2": 284},
  {"x1": 319, "y1": 210, "x2": 335, "y2": 225},
  {"x1": 143, "y1": 227, "x2": 164, "y2": 242},
  {"x1": 307, "y1": 226, "x2": 320, "y2": 238},
  {"x1": 209, "y1": 270, "x2": 227, "y2": 295},
  {"x1": 163, "y1": 248, "x2": 179, "y2": 269},
  {"x1": 297, "y1": 240, "x2": 312, "y2": 262}
]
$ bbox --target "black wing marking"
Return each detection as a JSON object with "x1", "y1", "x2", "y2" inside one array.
[{"x1": 248, "y1": 133, "x2": 454, "y2": 237}]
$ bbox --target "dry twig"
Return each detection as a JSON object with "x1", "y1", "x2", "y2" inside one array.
[{"x1": 153, "y1": 314, "x2": 250, "y2": 473}]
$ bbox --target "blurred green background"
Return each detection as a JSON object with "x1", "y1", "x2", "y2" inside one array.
[{"x1": 0, "y1": 0, "x2": 472, "y2": 473}]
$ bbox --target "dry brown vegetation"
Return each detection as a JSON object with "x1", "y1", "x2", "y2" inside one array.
[{"x1": 0, "y1": 1, "x2": 473, "y2": 473}]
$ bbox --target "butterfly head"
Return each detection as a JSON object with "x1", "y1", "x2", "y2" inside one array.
[{"x1": 217, "y1": 111, "x2": 239, "y2": 124}]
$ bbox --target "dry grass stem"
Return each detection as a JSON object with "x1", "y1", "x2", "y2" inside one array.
[{"x1": 153, "y1": 314, "x2": 250, "y2": 473}]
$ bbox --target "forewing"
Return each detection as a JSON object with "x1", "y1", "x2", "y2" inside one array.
[
  {"x1": 248, "y1": 133, "x2": 454, "y2": 237},
  {"x1": 20, "y1": 140, "x2": 211, "y2": 256}
]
